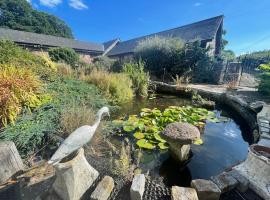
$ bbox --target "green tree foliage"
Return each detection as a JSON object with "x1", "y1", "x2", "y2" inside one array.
[
  {"x1": 240, "y1": 50, "x2": 270, "y2": 70},
  {"x1": 48, "y1": 47, "x2": 79, "y2": 68},
  {"x1": 0, "y1": 0, "x2": 73, "y2": 38},
  {"x1": 221, "y1": 50, "x2": 236, "y2": 61},
  {"x1": 258, "y1": 63, "x2": 270, "y2": 95}
]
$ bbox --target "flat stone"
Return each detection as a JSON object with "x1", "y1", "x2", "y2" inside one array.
[
  {"x1": 260, "y1": 122, "x2": 270, "y2": 129},
  {"x1": 211, "y1": 173, "x2": 238, "y2": 193},
  {"x1": 90, "y1": 176, "x2": 114, "y2": 200},
  {"x1": 161, "y1": 122, "x2": 200, "y2": 145},
  {"x1": 260, "y1": 127, "x2": 270, "y2": 133},
  {"x1": 191, "y1": 179, "x2": 221, "y2": 200},
  {"x1": 130, "y1": 174, "x2": 145, "y2": 200},
  {"x1": 258, "y1": 118, "x2": 269, "y2": 124},
  {"x1": 226, "y1": 170, "x2": 249, "y2": 192},
  {"x1": 171, "y1": 186, "x2": 198, "y2": 200}
]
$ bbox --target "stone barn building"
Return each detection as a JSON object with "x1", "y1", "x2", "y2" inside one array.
[
  {"x1": 0, "y1": 28, "x2": 104, "y2": 63},
  {"x1": 0, "y1": 15, "x2": 224, "y2": 63}
]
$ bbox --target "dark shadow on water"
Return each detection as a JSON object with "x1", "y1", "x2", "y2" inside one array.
[{"x1": 159, "y1": 157, "x2": 192, "y2": 187}]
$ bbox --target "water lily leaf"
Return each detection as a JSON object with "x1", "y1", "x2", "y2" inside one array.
[
  {"x1": 137, "y1": 139, "x2": 156, "y2": 149},
  {"x1": 158, "y1": 142, "x2": 169, "y2": 150},
  {"x1": 134, "y1": 131, "x2": 145, "y2": 139},
  {"x1": 153, "y1": 133, "x2": 166, "y2": 143},
  {"x1": 193, "y1": 138, "x2": 204, "y2": 145},
  {"x1": 123, "y1": 125, "x2": 136, "y2": 132}
]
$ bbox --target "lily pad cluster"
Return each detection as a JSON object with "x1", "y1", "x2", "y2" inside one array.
[{"x1": 113, "y1": 106, "x2": 219, "y2": 150}]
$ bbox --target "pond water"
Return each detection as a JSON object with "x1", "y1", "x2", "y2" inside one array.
[{"x1": 113, "y1": 94, "x2": 250, "y2": 187}]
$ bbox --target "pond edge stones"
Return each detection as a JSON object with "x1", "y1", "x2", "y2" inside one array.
[
  {"x1": 90, "y1": 176, "x2": 114, "y2": 200},
  {"x1": 191, "y1": 179, "x2": 221, "y2": 200},
  {"x1": 130, "y1": 174, "x2": 146, "y2": 200},
  {"x1": 171, "y1": 186, "x2": 199, "y2": 200},
  {"x1": 161, "y1": 122, "x2": 200, "y2": 163}
]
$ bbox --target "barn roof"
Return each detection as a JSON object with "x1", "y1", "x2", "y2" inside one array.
[
  {"x1": 107, "y1": 15, "x2": 224, "y2": 56},
  {"x1": 0, "y1": 28, "x2": 104, "y2": 53}
]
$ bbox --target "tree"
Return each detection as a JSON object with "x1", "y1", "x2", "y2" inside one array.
[{"x1": 0, "y1": 0, "x2": 73, "y2": 38}]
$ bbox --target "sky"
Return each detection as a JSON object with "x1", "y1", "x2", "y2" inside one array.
[{"x1": 28, "y1": 0, "x2": 270, "y2": 55}]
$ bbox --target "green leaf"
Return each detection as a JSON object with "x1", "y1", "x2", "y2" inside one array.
[
  {"x1": 158, "y1": 142, "x2": 169, "y2": 150},
  {"x1": 123, "y1": 125, "x2": 136, "y2": 132},
  {"x1": 136, "y1": 139, "x2": 156, "y2": 149},
  {"x1": 133, "y1": 131, "x2": 145, "y2": 139},
  {"x1": 153, "y1": 133, "x2": 166, "y2": 143},
  {"x1": 193, "y1": 138, "x2": 204, "y2": 145}
]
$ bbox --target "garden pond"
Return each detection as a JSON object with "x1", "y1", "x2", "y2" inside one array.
[{"x1": 91, "y1": 94, "x2": 252, "y2": 188}]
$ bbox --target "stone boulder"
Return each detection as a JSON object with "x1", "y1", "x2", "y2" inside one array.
[
  {"x1": 130, "y1": 174, "x2": 145, "y2": 200},
  {"x1": 53, "y1": 148, "x2": 99, "y2": 200},
  {"x1": 161, "y1": 123, "x2": 200, "y2": 162},
  {"x1": 171, "y1": 186, "x2": 198, "y2": 200},
  {"x1": 211, "y1": 173, "x2": 238, "y2": 193},
  {"x1": 90, "y1": 176, "x2": 114, "y2": 200},
  {"x1": 191, "y1": 179, "x2": 221, "y2": 200}
]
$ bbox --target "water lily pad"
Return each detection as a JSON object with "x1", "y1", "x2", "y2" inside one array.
[
  {"x1": 158, "y1": 142, "x2": 169, "y2": 150},
  {"x1": 193, "y1": 138, "x2": 204, "y2": 145},
  {"x1": 123, "y1": 125, "x2": 136, "y2": 132},
  {"x1": 137, "y1": 139, "x2": 156, "y2": 149},
  {"x1": 153, "y1": 133, "x2": 166, "y2": 143},
  {"x1": 134, "y1": 131, "x2": 145, "y2": 139}
]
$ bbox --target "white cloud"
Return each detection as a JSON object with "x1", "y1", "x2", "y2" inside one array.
[
  {"x1": 194, "y1": 2, "x2": 202, "y2": 6},
  {"x1": 26, "y1": 0, "x2": 31, "y2": 3},
  {"x1": 39, "y1": 0, "x2": 62, "y2": 8},
  {"x1": 69, "y1": 0, "x2": 88, "y2": 10}
]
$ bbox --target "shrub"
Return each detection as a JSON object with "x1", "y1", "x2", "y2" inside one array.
[
  {"x1": 93, "y1": 56, "x2": 115, "y2": 71},
  {"x1": 82, "y1": 69, "x2": 134, "y2": 104},
  {"x1": 135, "y1": 36, "x2": 184, "y2": 77},
  {"x1": 48, "y1": 47, "x2": 80, "y2": 68},
  {"x1": 0, "y1": 104, "x2": 60, "y2": 158},
  {"x1": 0, "y1": 66, "x2": 51, "y2": 126},
  {"x1": 122, "y1": 60, "x2": 149, "y2": 97},
  {"x1": 0, "y1": 40, "x2": 56, "y2": 81},
  {"x1": 258, "y1": 63, "x2": 270, "y2": 95}
]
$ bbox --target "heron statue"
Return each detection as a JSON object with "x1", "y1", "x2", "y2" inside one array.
[{"x1": 48, "y1": 106, "x2": 110, "y2": 165}]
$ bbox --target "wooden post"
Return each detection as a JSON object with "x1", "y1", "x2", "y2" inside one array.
[{"x1": 0, "y1": 142, "x2": 24, "y2": 184}]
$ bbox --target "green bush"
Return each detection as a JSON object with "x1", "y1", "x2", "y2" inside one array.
[
  {"x1": 135, "y1": 37, "x2": 213, "y2": 82},
  {"x1": 258, "y1": 63, "x2": 270, "y2": 95},
  {"x1": 48, "y1": 47, "x2": 80, "y2": 68},
  {"x1": 93, "y1": 56, "x2": 115, "y2": 71},
  {"x1": 82, "y1": 69, "x2": 134, "y2": 105},
  {"x1": 135, "y1": 36, "x2": 184, "y2": 77},
  {"x1": 122, "y1": 60, "x2": 149, "y2": 98},
  {"x1": 0, "y1": 40, "x2": 56, "y2": 81},
  {"x1": 0, "y1": 105, "x2": 60, "y2": 158}
]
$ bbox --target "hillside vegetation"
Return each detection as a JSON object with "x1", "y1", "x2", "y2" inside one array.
[{"x1": 0, "y1": 0, "x2": 73, "y2": 38}]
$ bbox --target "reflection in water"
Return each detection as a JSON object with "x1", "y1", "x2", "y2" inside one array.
[{"x1": 114, "y1": 95, "x2": 250, "y2": 187}]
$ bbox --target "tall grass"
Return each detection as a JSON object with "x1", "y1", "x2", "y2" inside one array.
[
  {"x1": 122, "y1": 60, "x2": 149, "y2": 98},
  {"x1": 82, "y1": 69, "x2": 134, "y2": 105}
]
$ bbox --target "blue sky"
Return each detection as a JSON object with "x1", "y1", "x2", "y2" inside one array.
[{"x1": 29, "y1": 0, "x2": 270, "y2": 55}]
